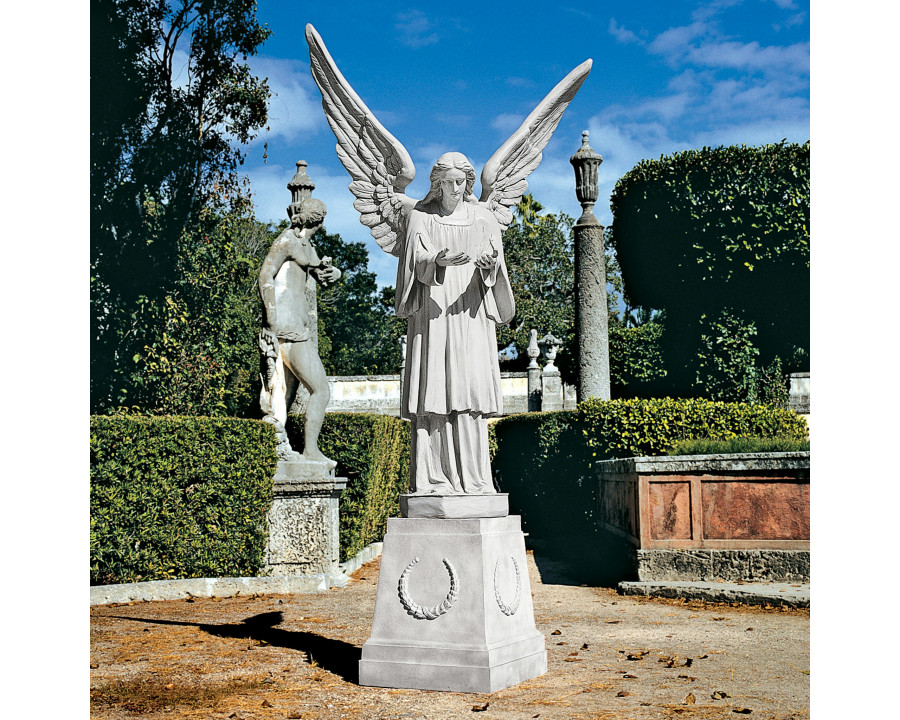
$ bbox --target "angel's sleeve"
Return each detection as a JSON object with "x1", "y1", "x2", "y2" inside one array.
[
  {"x1": 395, "y1": 212, "x2": 444, "y2": 318},
  {"x1": 476, "y1": 211, "x2": 516, "y2": 324}
]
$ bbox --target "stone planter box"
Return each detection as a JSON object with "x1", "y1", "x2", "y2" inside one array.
[{"x1": 596, "y1": 452, "x2": 810, "y2": 582}]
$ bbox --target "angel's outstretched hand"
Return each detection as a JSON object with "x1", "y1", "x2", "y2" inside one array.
[
  {"x1": 474, "y1": 250, "x2": 498, "y2": 271},
  {"x1": 436, "y1": 248, "x2": 470, "y2": 267}
]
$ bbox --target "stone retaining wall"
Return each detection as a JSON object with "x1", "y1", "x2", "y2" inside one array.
[{"x1": 595, "y1": 452, "x2": 810, "y2": 582}]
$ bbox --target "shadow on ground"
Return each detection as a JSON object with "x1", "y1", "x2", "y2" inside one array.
[
  {"x1": 529, "y1": 529, "x2": 636, "y2": 588},
  {"x1": 111, "y1": 611, "x2": 361, "y2": 683}
]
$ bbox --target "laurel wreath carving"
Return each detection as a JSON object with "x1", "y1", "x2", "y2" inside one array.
[
  {"x1": 397, "y1": 557, "x2": 459, "y2": 620},
  {"x1": 494, "y1": 555, "x2": 522, "y2": 616}
]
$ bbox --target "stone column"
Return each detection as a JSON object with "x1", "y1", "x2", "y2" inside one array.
[
  {"x1": 526, "y1": 329, "x2": 541, "y2": 412},
  {"x1": 265, "y1": 460, "x2": 348, "y2": 576},
  {"x1": 570, "y1": 131, "x2": 611, "y2": 401}
]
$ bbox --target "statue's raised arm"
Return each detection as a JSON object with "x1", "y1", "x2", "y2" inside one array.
[
  {"x1": 479, "y1": 59, "x2": 592, "y2": 231},
  {"x1": 306, "y1": 24, "x2": 417, "y2": 257}
]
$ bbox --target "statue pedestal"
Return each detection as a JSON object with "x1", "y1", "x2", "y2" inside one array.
[
  {"x1": 358, "y1": 515, "x2": 547, "y2": 693},
  {"x1": 265, "y1": 460, "x2": 347, "y2": 576},
  {"x1": 400, "y1": 493, "x2": 509, "y2": 519}
]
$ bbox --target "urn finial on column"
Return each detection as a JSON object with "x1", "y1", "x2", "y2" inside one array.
[{"x1": 570, "y1": 131, "x2": 603, "y2": 225}]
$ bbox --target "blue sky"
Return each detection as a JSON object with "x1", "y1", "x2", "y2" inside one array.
[{"x1": 240, "y1": 0, "x2": 809, "y2": 287}]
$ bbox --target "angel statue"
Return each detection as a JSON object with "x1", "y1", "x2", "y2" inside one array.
[{"x1": 306, "y1": 24, "x2": 591, "y2": 495}]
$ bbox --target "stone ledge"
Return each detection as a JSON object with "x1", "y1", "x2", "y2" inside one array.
[
  {"x1": 618, "y1": 580, "x2": 809, "y2": 608},
  {"x1": 90, "y1": 542, "x2": 384, "y2": 606},
  {"x1": 597, "y1": 451, "x2": 810, "y2": 476}
]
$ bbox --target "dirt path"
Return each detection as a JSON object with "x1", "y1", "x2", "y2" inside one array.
[{"x1": 90, "y1": 553, "x2": 809, "y2": 719}]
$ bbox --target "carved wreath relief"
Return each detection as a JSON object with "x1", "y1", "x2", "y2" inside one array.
[
  {"x1": 494, "y1": 555, "x2": 522, "y2": 616},
  {"x1": 397, "y1": 557, "x2": 459, "y2": 620}
]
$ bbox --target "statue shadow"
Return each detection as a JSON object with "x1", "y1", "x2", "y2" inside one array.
[{"x1": 111, "y1": 611, "x2": 361, "y2": 683}]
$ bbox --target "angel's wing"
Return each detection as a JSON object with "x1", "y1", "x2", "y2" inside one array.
[
  {"x1": 306, "y1": 24, "x2": 416, "y2": 256},
  {"x1": 480, "y1": 60, "x2": 592, "y2": 231}
]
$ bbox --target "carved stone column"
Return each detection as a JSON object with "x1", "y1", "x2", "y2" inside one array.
[{"x1": 570, "y1": 131, "x2": 611, "y2": 401}]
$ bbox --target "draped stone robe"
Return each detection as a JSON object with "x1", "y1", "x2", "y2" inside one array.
[{"x1": 395, "y1": 202, "x2": 515, "y2": 494}]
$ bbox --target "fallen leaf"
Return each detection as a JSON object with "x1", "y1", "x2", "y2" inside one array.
[
  {"x1": 551, "y1": 630, "x2": 561, "y2": 635},
  {"x1": 712, "y1": 690, "x2": 730, "y2": 699},
  {"x1": 262, "y1": 700, "x2": 273, "y2": 708},
  {"x1": 678, "y1": 675, "x2": 697, "y2": 681},
  {"x1": 564, "y1": 657, "x2": 583, "y2": 662},
  {"x1": 581, "y1": 643, "x2": 589, "y2": 649},
  {"x1": 472, "y1": 702, "x2": 489, "y2": 712},
  {"x1": 90, "y1": 663, "x2": 99, "y2": 669},
  {"x1": 568, "y1": 652, "x2": 578, "y2": 656},
  {"x1": 627, "y1": 650, "x2": 650, "y2": 661},
  {"x1": 623, "y1": 674, "x2": 637, "y2": 679},
  {"x1": 746, "y1": 627, "x2": 754, "y2": 632},
  {"x1": 699, "y1": 654, "x2": 709, "y2": 659},
  {"x1": 556, "y1": 642, "x2": 568, "y2": 646},
  {"x1": 616, "y1": 691, "x2": 631, "y2": 697},
  {"x1": 605, "y1": 620, "x2": 621, "y2": 624},
  {"x1": 733, "y1": 709, "x2": 752, "y2": 715},
  {"x1": 685, "y1": 693, "x2": 696, "y2": 705}
]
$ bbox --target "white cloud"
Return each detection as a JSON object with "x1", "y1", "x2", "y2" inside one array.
[
  {"x1": 395, "y1": 10, "x2": 439, "y2": 48},
  {"x1": 491, "y1": 113, "x2": 525, "y2": 135},
  {"x1": 608, "y1": 18, "x2": 642, "y2": 45},
  {"x1": 247, "y1": 55, "x2": 324, "y2": 141},
  {"x1": 506, "y1": 77, "x2": 533, "y2": 88}
]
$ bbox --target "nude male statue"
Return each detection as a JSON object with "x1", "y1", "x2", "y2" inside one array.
[{"x1": 258, "y1": 197, "x2": 341, "y2": 467}]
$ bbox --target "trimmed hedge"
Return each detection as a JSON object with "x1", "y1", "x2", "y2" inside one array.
[
  {"x1": 667, "y1": 435, "x2": 810, "y2": 456},
  {"x1": 286, "y1": 413, "x2": 410, "y2": 562},
  {"x1": 492, "y1": 398, "x2": 809, "y2": 571},
  {"x1": 90, "y1": 415, "x2": 278, "y2": 585}
]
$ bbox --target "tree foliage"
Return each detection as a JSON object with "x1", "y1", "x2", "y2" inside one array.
[
  {"x1": 91, "y1": 0, "x2": 271, "y2": 409},
  {"x1": 609, "y1": 141, "x2": 810, "y2": 395},
  {"x1": 311, "y1": 228, "x2": 405, "y2": 376},
  {"x1": 499, "y1": 196, "x2": 662, "y2": 393},
  {"x1": 111, "y1": 210, "x2": 270, "y2": 416}
]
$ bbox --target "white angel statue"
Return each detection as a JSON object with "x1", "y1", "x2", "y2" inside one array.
[{"x1": 306, "y1": 24, "x2": 591, "y2": 495}]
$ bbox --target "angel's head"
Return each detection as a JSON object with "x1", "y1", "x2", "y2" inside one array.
[{"x1": 424, "y1": 152, "x2": 477, "y2": 209}]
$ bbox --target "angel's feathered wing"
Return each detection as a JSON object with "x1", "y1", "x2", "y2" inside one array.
[
  {"x1": 480, "y1": 60, "x2": 593, "y2": 231},
  {"x1": 306, "y1": 24, "x2": 416, "y2": 256}
]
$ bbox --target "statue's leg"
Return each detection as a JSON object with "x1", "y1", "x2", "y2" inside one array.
[
  {"x1": 284, "y1": 340, "x2": 334, "y2": 467},
  {"x1": 453, "y1": 412, "x2": 495, "y2": 494},
  {"x1": 411, "y1": 414, "x2": 462, "y2": 494}
]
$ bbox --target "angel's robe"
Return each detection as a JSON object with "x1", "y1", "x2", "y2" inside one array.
[{"x1": 395, "y1": 202, "x2": 515, "y2": 494}]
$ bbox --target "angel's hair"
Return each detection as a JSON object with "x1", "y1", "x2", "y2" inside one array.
[
  {"x1": 287, "y1": 198, "x2": 327, "y2": 227},
  {"x1": 423, "y1": 152, "x2": 478, "y2": 205}
]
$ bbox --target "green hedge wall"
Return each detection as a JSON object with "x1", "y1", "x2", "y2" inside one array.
[
  {"x1": 90, "y1": 416, "x2": 278, "y2": 585},
  {"x1": 491, "y1": 398, "x2": 808, "y2": 575},
  {"x1": 286, "y1": 412, "x2": 410, "y2": 562}
]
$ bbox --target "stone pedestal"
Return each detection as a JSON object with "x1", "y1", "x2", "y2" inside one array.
[
  {"x1": 265, "y1": 460, "x2": 347, "y2": 576},
  {"x1": 358, "y1": 514, "x2": 547, "y2": 693},
  {"x1": 540, "y1": 368, "x2": 563, "y2": 412}
]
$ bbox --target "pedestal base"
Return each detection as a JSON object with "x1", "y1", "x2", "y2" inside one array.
[
  {"x1": 265, "y1": 460, "x2": 347, "y2": 576},
  {"x1": 400, "y1": 493, "x2": 509, "y2": 518},
  {"x1": 358, "y1": 515, "x2": 547, "y2": 693}
]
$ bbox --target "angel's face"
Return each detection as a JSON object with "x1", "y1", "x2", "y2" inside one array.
[{"x1": 437, "y1": 168, "x2": 467, "y2": 211}]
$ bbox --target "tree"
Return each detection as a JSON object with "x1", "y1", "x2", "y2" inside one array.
[
  {"x1": 91, "y1": 0, "x2": 271, "y2": 410},
  {"x1": 609, "y1": 141, "x2": 810, "y2": 395},
  {"x1": 497, "y1": 198, "x2": 577, "y2": 372},
  {"x1": 311, "y1": 228, "x2": 405, "y2": 376},
  {"x1": 121, "y1": 209, "x2": 271, "y2": 416}
]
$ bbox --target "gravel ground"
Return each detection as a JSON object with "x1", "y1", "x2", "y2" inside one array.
[{"x1": 90, "y1": 552, "x2": 809, "y2": 719}]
